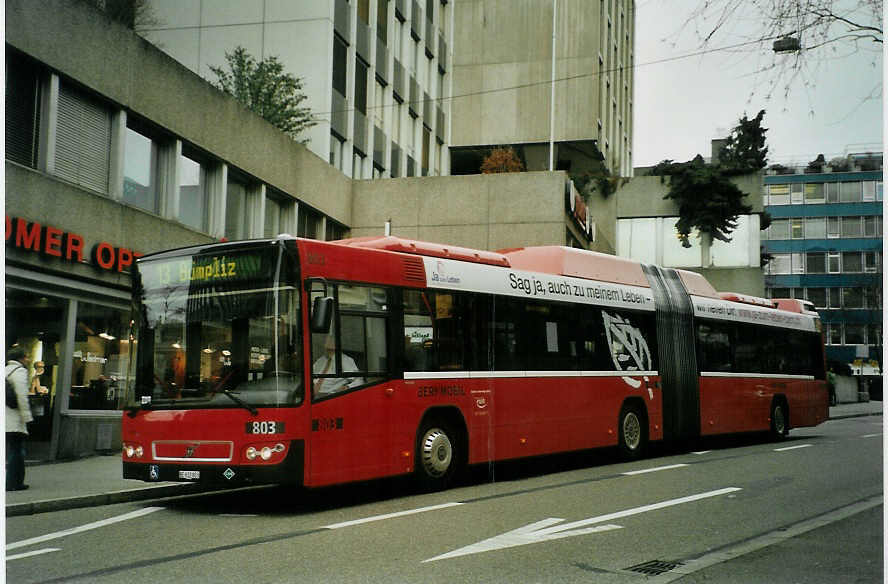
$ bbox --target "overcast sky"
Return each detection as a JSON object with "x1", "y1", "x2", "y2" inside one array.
[{"x1": 632, "y1": 1, "x2": 884, "y2": 168}]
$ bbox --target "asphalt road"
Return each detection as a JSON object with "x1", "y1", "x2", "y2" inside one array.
[{"x1": 6, "y1": 415, "x2": 883, "y2": 583}]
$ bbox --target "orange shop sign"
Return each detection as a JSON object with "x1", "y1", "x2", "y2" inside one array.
[{"x1": 5, "y1": 215, "x2": 141, "y2": 273}]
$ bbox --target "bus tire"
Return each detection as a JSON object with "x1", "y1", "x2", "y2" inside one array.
[
  {"x1": 769, "y1": 399, "x2": 789, "y2": 440},
  {"x1": 618, "y1": 402, "x2": 647, "y2": 460},
  {"x1": 416, "y1": 418, "x2": 461, "y2": 491}
]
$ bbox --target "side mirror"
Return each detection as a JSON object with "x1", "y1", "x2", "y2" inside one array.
[{"x1": 310, "y1": 296, "x2": 334, "y2": 333}]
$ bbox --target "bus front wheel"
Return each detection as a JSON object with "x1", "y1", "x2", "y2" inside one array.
[
  {"x1": 618, "y1": 403, "x2": 647, "y2": 460},
  {"x1": 416, "y1": 419, "x2": 460, "y2": 491}
]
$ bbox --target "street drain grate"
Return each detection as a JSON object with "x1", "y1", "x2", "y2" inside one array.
[{"x1": 626, "y1": 559, "x2": 685, "y2": 575}]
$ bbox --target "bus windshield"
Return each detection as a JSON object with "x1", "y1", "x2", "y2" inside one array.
[{"x1": 126, "y1": 241, "x2": 303, "y2": 410}]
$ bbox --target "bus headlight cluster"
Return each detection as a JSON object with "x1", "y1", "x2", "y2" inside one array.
[
  {"x1": 245, "y1": 443, "x2": 286, "y2": 462},
  {"x1": 123, "y1": 443, "x2": 144, "y2": 458}
]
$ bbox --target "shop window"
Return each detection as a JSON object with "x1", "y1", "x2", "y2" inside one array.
[
  {"x1": 70, "y1": 302, "x2": 130, "y2": 411},
  {"x1": 56, "y1": 82, "x2": 111, "y2": 193},
  {"x1": 225, "y1": 176, "x2": 249, "y2": 239},
  {"x1": 4, "y1": 289, "x2": 66, "y2": 442},
  {"x1": 179, "y1": 151, "x2": 208, "y2": 231},
  {"x1": 124, "y1": 125, "x2": 158, "y2": 213}
]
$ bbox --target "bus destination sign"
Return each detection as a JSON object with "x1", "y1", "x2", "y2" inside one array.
[{"x1": 139, "y1": 251, "x2": 267, "y2": 290}]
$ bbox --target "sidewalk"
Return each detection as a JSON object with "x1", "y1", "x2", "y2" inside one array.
[{"x1": 5, "y1": 401, "x2": 883, "y2": 517}]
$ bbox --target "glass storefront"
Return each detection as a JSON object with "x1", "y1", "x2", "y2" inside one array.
[{"x1": 5, "y1": 285, "x2": 130, "y2": 460}]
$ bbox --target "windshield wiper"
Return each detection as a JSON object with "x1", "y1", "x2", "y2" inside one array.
[{"x1": 221, "y1": 389, "x2": 258, "y2": 415}]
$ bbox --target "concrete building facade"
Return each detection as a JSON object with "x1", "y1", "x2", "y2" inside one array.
[
  {"x1": 140, "y1": 0, "x2": 454, "y2": 180},
  {"x1": 761, "y1": 154, "x2": 883, "y2": 372},
  {"x1": 450, "y1": 0, "x2": 635, "y2": 177}
]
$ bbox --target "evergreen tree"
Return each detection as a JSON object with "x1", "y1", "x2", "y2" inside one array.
[{"x1": 210, "y1": 47, "x2": 316, "y2": 142}]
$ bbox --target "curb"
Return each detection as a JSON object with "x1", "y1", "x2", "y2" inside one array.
[{"x1": 5, "y1": 483, "x2": 207, "y2": 518}]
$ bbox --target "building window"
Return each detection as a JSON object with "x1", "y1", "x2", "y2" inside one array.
[
  {"x1": 806, "y1": 288, "x2": 827, "y2": 308},
  {"x1": 298, "y1": 206, "x2": 321, "y2": 239},
  {"x1": 864, "y1": 251, "x2": 880, "y2": 273},
  {"x1": 790, "y1": 218, "x2": 804, "y2": 239},
  {"x1": 70, "y1": 301, "x2": 130, "y2": 411},
  {"x1": 791, "y1": 253, "x2": 804, "y2": 274},
  {"x1": 6, "y1": 52, "x2": 42, "y2": 169},
  {"x1": 769, "y1": 219, "x2": 789, "y2": 240},
  {"x1": 804, "y1": 183, "x2": 824, "y2": 204},
  {"x1": 877, "y1": 182, "x2": 883, "y2": 201},
  {"x1": 770, "y1": 287, "x2": 791, "y2": 298},
  {"x1": 769, "y1": 254, "x2": 791, "y2": 275},
  {"x1": 842, "y1": 252, "x2": 862, "y2": 273},
  {"x1": 333, "y1": 35, "x2": 348, "y2": 96},
  {"x1": 806, "y1": 252, "x2": 826, "y2": 274},
  {"x1": 867, "y1": 324, "x2": 882, "y2": 346},
  {"x1": 123, "y1": 126, "x2": 158, "y2": 213},
  {"x1": 790, "y1": 183, "x2": 804, "y2": 204},
  {"x1": 826, "y1": 324, "x2": 841, "y2": 345},
  {"x1": 864, "y1": 216, "x2": 881, "y2": 237},
  {"x1": 827, "y1": 216, "x2": 840, "y2": 238},
  {"x1": 827, "y1": 288, "x2": 841, "y2": 309},
  {"x1": 225, "y1": 176, "x2": 248, "y2": 240},
  {"x1": 826, "y1": 182, "x2": 840, "y2": 203},
  {"x1": 839, "y1": 181, "x2": 862, "y2": 202},
  {"x1": 845, "y1": 324, "x2": 866, "y2": 345},
  {"x1": 55, "y1": 82, "x2": 111, "y2": 193},
  {"x1": 862, "y1": 181, "x2": 876, "y2": 201},
  {"x1": 326, "y1": 221, "x2": 347, "y2": 241},
  {"x1": 768, "y1": 184, "x2": 790, "y2": 205},
  {"x1": 805, "y1": 217, "x2": 826, "y2": 239},
  {"x1": 841, "y1": 216, "x2": 862, "y2": 238},
  {"x1": 264, "y1": 193, "x2": 284, "y2": 239},
  {"x1": 178, "y1": 151, "x2": 207, "y2": 231},
  {"x1": 827, "y1": 252, "x2": 841, "y2": 273}
]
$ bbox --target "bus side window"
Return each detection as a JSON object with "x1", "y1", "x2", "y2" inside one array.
[{"x1": 696, "y1": 321, "x2": 732, "y2": 373}]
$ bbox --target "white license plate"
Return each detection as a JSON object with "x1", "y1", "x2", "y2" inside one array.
[{"x1": 178, "y1": 470, "x2": 200, "y2": 480}]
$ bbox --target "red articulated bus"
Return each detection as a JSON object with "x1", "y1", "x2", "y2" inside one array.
[{"x1": 122, "y1": 235, "x2": 828, "y2": 490}]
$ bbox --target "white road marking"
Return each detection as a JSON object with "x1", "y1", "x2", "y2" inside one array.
[
  {"x1": 691, "y1": 451, "x2": 712, "y2": 455},
  {"x1": 7, "y1": 548, "x2": 61, "y2": 561},
  {"x1": 219, "y1": 514, "x2": 258, "y2": 517},
  {"x1": 774, "y1": 444, "x2": 813, "y2": 452},
  {"x1": 861, "y1": 433, "x2": 882, "y2": 438},
  {"x1": 424, "y1": 487, "x2": 742, "y2": 562},
  {"x1": 322, "y1": 502, "x2": 463, "y2": 530},
  {"x1": 622, "y1": 464, "x2": 688, "y2": 476},
  {"x1": 6, "y1": 507, "x2": 164, "y2": 551}
]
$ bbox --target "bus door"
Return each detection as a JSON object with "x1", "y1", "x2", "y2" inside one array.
[
  {"x1": 642, "y1": 265, "x2": 700, "y2": 442},
  {"x1": 307, "y1": 283, "x2": 399, "y2": 485}
]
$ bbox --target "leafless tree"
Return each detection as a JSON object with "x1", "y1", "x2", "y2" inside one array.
[{"x1": 677, "y1": 0, "x2": 882, "y2": 104}]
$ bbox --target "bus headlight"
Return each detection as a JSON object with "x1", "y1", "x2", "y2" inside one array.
[
  {"x1": 244, "y1": 442, "x2": 286, "y2": 462},
  {"x1": 123, "y1": 443, "x2": 145, "y2": 459}
]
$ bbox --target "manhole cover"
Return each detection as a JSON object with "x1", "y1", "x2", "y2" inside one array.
[{"x1": 625, "y1": 559, "x2": 685, "y2": 575}]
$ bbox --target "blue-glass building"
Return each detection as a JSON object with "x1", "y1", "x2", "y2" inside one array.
[{"x1": 762, "y1": 153, "x2": 882, "y2": 373}]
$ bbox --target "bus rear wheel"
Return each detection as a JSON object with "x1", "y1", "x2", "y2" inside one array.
[
  {"x1": 416, "y1": 419, "x2": 461, "y2": 491},
  {"x1": 618, "y1": 403, "x2": 647, "y2": 460},
  {"x1": 770, "y1": 400, "x2": 789, "y2": 440}
]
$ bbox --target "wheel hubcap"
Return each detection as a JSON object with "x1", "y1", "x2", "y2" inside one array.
[
  {"x1": 623, "y1": 412, "x2": 641, "y2": 450},
  {"x1": 421, "y1": 429, "x2": 452, "y2": 477}
]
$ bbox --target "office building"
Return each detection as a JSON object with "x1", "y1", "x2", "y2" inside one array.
[{"x1": 761, "y1": 153, "x2": 883, "y2": 372}]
